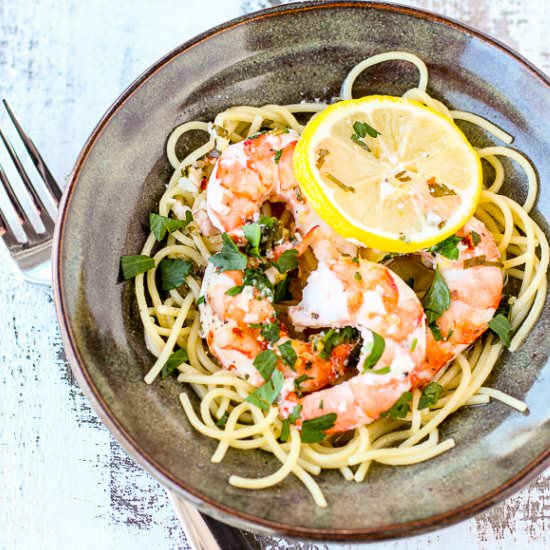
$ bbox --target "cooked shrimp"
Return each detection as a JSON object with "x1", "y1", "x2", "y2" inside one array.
[
  {"x1": 200, "y1": 263, "x2": 356, "y2": 391},
  {"x1": 290, "y1": 257, "x2": 426, "y2": 433},
  {"x1": 415, "y1": 217, "x2": 503, "y2": 385},
  {"x1": 297, "y1": 218, "x2": 503, "y2": 433},
  {"x1": 204, "y1": 129, "x2": 356, "y2": 259}
]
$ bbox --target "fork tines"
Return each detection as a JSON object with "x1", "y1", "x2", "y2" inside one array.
[{"x1": 0, "y1": 100, "x2": 63, "y2": 247}]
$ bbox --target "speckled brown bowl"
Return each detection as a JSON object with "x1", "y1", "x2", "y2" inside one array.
[{"x1": 53, "y1": 1, "x2": 550, "y2": 541}]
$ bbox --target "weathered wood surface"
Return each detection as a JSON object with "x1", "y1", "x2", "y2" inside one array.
[{"x1": 0, "y1": 0, "x2": 547, "y2": 548}]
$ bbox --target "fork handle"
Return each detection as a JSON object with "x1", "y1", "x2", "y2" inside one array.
[{"x1": 167, "y1": 490, "x2": 254, "y2": 550}]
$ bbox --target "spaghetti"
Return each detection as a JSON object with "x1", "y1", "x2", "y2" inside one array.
[{"x1": 132, "y1": 52, "x2": 549, "y2": 507}]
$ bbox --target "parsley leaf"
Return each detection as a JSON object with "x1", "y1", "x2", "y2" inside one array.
[
  {"x1": 301, "y1": 413, "x2": 337, "y2": 443},
  {"x1": 273, "y1": 277, "x2": 292, "y2": 303},
  {"x1": 273, "y1": 249, "x2": 298, "y2": 274},
  {"x1": 243, "y1": 223, "x2": 261, "y2": 256},
  {"x1": 243, "y1": 268, "x2": 273, "y2": 297},
  {"x1": 278, "y1": 340, "x2": 297, "y2": 370},
  {"x1": 381, "y1": 391, "x2": 412, "y2": 419},
  {"x1": 471, "y1": 230, "x2": 481, "y2": 246},
  {"x1": 225, "y1": 285, "x2": 244, "y2": 296},
  {"x1": 120, "y1": 255, "x2": 155, "y2": 279},
  {"x1": 149, "y1": 213, "x2": 185, "y2": 241},
  {"x1": 260, "y1": 321, "x2": 280, "y2": 344},
  {"x1": 488, "y1": 314, "x2": 513, "y2": 348},
  {"x1": 274, "y1": 149, "x2": 282, "y2": 164},
  {"x1": 350, "y1": 134, "x2": 370, "y2": 151},
  {"x1": 362, "y1": 330, "x2": 386, "y2": 372},
  {"x1": 418, "y1": 382, "x2": 442, "y2": 409},
  {"x1": 161, "y1": 348, "x2": 189, "y2": 379},
  {"x1": 353, "y1": 120, "x2": 381, "y2": 138},
  {"x1": 280, "y1": 404, "x2": 302, "y2": 442},
  {"x1": 318, "y1": 326, "x2": 360, "y2": 360},
  {"x1": 294, "y1": 374, "x2": 313, "y2": 397},
  {"x1": 253, "y1": 349, "x2": 279, "y2": 381},
  {"x1": 429, "y1": 321, "x2": 443, "y2": 341},
  {"x1": 422, "y1": 267, "x2": 450, "y2": 324},
  {"x1": 209, "y1": 233, "x2": 247, "y2": 272},
  {"x1": 196, "y1": 295, "x2": 205, "y2": 305},
  {"x1": 158, "y1": 258, "x2": 194, "y2": 290},
  {"x1": 429, "y1": 236, "x2": 461, "y2": 260},
  {"x1": 216, "y1": 412, "x2": 229, "y2": 428},
  {"x1": 245, "y1": 370, "x2": 284, "y2": 411}
]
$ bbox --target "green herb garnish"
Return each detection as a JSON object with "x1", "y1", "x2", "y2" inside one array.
[
  {"x1": 245, "y1": 370, "x2": 284, "y2": 411},
  {"x1": 381, "y1": 391, "x2": 412, "y2": 420},
  {"x1": 158, "y1": 258, "x2": 194, "y2": 290},
  {"x1": 120, "y1": 255, "x2": 155, "y2": 279},
  {"x1": 353, "y1": 120, "x2": 381, "y2": 138},
  {"x1": 418, "y1": 382, "x2": 442, "y2": 410},
  {"x1": 301, "y1": 413, "x2": 338, "y2": 443},
  {"x1": 488, "y1": 314, "x2": 513, "y2": 348},
  {"x1": 196, "y1": 295, "x2": 205, "y2": 305},
  {"x1": 274, "y1": 149, "x2": 282, "y2": 163},
  {"x1": 273, "y1": 277, "x2": 292, "y2": 303},
  {"x1": 149, "y1": 213, "x2": 185, "y2": 241},
  {"x1": 216, "y1": 412, "x2": 229, "y2": 428},
  {"x1": 471, "y1": 230, "x2": 481, "y2": 246},
  {"x1": 278, "y1": 340, "x2": 297, "y2": 370},
  {"x1": 209, "y1": 233, "x2": 247, "y2": 272},
  {"x1": 225, "y1": 285, "x2": 244, "y2": 296},
  {"x1": 161, "y1": 348, "x2": 189, "y2": 379},
  {"x1": 243, "y1": 267, "x2": 274, "y2": 297},
  {"x1": 326, "y1": 173, "x2": 356, "y2": 193},
  {"x1": 253, "y1": 349, "x2": 279, "y2": 381},
  {"x1": 362, "y1": 330, "x2": 386, "y2": 373},
  {"x1": 260, "y1": 321, "x2": 281, "y2": 344},
  {"x1": 427, "y1": 177, "x2": 456, "y2": 198},
  {"x1": 422, "y1": 266, "x2": 451, "y2": 324},
  {"x1": 243, "y1": 223, "x2": 261, "y2": 257},
  {"x1": 279, "y1": 404, "x2": 302, "y2": 443},
  {"x1": 274, "y1": 249, "x2": 298, "y2": 274},
  {"x1": 429, "y1": 235, "x2": 461, "y2": 260},
  {"x1": 319, "y1": 326, "x2": 360, "y2": 360},
  {"x1": 294, "y1": 374, "x2": 313, "y2": 397}
]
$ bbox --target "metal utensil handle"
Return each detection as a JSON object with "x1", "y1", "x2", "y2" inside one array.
[{"x1": 167, "y1": 490, "x2": 254, "y2": 550}]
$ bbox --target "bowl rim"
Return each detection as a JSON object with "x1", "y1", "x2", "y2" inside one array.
[{"x1": 53, "y1": 0, "x2": 550, "y2": 541}]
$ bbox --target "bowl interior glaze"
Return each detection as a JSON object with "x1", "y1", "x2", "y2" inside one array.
[{"x1": 54, "y1": 1, "x2": 550, "y2": 540}]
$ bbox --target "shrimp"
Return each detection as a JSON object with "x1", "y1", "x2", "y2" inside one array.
[
  {"x1": 415, "y1": 217, "x2": 503, "y2": 385},
  {"x1": 289, "y1": 257, "x2": 426, "y2": 433},
  {"x1": 297, "y1": 218, "x2": 503, "y2": 433},
  {"x1": 204, "y1": 129, "x2": 356, "y2": 259},
  {"x1": 200, "y1": 263, "x2": 357, "y2": 391}
]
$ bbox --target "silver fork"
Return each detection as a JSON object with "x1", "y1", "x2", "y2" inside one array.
[
  {"x1": 0, "y1": 99, "x2": 62, "y2": 284},
  {"x1": 0, "y1": 100, "x2": 254, "y2": 550}
]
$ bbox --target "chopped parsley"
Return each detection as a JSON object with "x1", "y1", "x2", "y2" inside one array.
[
  {"x1": 252, "y1": 349, "x2": 279, "y2": 381},
  {"x1": 429, "y1": 235, "x2": 461, "y2": 260},
  {"x1": 362, "y1": 330, "x2": 386, "y2": 373},
  {"x1": 273, "y1": 249, "x2": 298, "y2": 274},
  {"x1": 158, "y1": 258, "x2": 194, "y2": 290},
  {"x1": 422, "y1": 266, "x2": 451, "y2": 324},
  {"x1": 245, "y1": 370, "x2": 284, "y2": 412},
  {"x1": 350, "y1": 133, "x2": 370, "y2": 151},
  {"x1": 209, "y1": 233, "x2": 247, "y2": 272},
  {"x1": 149, "y1": 213, "x2": 186, "y2": 241},
  {"x1": 274, "y1": 149, "x2": 282, "y2": 163},
  {"x1": 161, "y1": 348, "x2": 189, "y2": 379},
  {"x1": 294, "y1": 374, "x2": 313, "y2": 397},
  {"x1": 196, "y1": 295, "x2": 205, "y2": 305},
  {"x1": 301, "y1": 413, "x2": 338, "y2": 443},
  {"x1": 418, "y1": 382, "x2": 442, "y2": 410},
  {"x1": 225, "y1": 285, "x2": 244, "y2": 296},
  {"x1": 243, "y1": 267, "x2": 274, "y2": 297},
  {"x1": 279, "y1": 404, "x2": 302, "y2": 443},
  {"x1": 243, "y1": 223, "x2": 261, "y2": 257},
  {"x1": 354, "y1": 271, "x2": 362, "y2": 281},
  {"x1": 318, "y1": 326, "x2": 360, "y2": 360},
  {"x1": 315, "y1": 148, "x2": 329, "y2": 169},
  {"x1": 488, "y1": 314, "x2": 513, "y2": 348},
  {"x1": 353, "y1": 120, "x2": 381, "y2": 139},
  {"x1": 410, "y1": 338, "x2": 418, "y2": 351},
  {"x1": 259, "y1": 321, "x2": 281, "y2": 344},
  {"x1": 120, "y1": 255, "x2": 155, "y2": 279},
  {"x1": 381, "y1": 391, "x2": 412, "y2": 420},
  {"x1": 471, "y1": 230, "x2": 481, "y2": 246},
  {"x1": 278, "y1": 340, "x2": 297, "y2": 370},
  {"x1": 215, "y1": 412, "x2": 229, "y2": 428}
]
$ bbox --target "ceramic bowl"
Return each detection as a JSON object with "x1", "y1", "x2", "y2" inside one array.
[{"x1": 53, "y1": 1, "x2": 550, "y2": 541}]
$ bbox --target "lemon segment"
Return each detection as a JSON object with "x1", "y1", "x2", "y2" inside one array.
[{"x1": 294, "y1": 95, "x2": 482, "y2": 252}]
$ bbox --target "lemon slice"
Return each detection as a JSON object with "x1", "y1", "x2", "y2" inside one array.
[{"x1": 294, "y1": 95, "x2": 482, "y2": 252}]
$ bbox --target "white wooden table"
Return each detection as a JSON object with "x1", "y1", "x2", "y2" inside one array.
[{"x1": 1, "y1": 1, "x2": 548, "y2": 548}]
